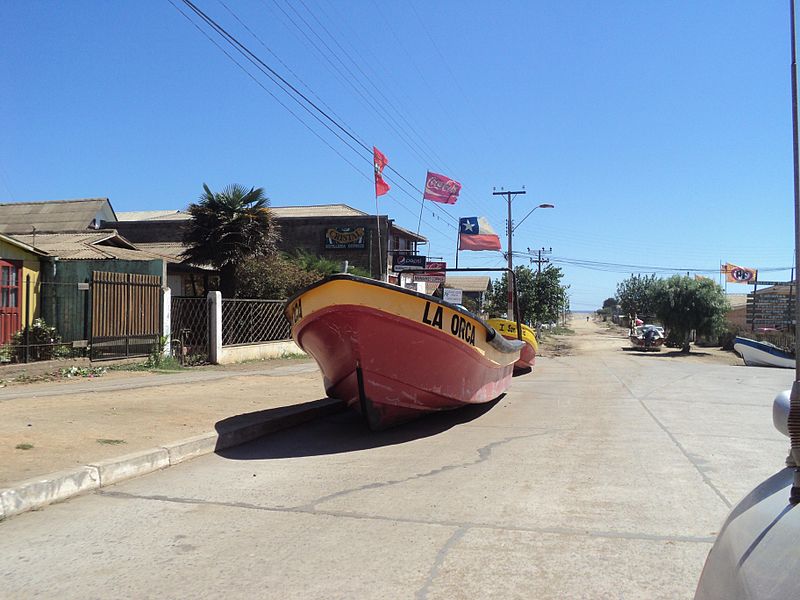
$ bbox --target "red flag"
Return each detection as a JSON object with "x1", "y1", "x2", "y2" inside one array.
[
  {"x1": 423, "y1": 171, "x2": 461, "y2": 204},
  {"x1": 373, "y1": 146, "x2": 390, "y2": 197}
]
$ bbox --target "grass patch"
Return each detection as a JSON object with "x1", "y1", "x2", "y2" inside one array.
[
  {"x1": 109, "y1": 355, "x2": 184, "y2": 373},
  {"x1": 96, "y1": 438, "x2": 126, "y2": 445},
  {"x1": 276, "y1": 352, "x2": 307, "y2": 360},
  {"x1": 15, "y1": 443, "x2": 34, "y2": 450}
]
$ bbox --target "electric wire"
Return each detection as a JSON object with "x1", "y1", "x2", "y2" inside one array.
[{"x1": 173, "y1": 0, "x2": 456, "y2": 240}]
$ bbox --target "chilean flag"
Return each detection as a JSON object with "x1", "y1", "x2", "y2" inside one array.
[{"x1": 458, "y1": 216, "x2": 502, "y2": 251}]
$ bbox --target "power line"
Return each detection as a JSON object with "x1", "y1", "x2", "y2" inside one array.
[{"x1": 171, "y1": 0, "x2": 456, "y2": 239}]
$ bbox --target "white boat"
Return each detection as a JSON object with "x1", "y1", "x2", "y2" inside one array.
[{"x1": 733, "y1": 336, "x2": 795, "y2": 369}]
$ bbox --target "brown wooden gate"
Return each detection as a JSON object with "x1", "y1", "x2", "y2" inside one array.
[{"x1": 90, "y1": 271, "x2": 162, "y2": 360}]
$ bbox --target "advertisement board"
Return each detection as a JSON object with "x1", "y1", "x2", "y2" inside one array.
[
  {"x1": 392, "y1": 254, "x2": 426, "y2": 272},
  {"x1": 414, "y1": 261, "x2": 446, "y2": 283},
  {"x1": 324, "y1": 226, "x2": 366, "y2": 250}
]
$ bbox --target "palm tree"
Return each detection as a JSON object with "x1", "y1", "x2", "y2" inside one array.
[{"x1": 182, "y1": 183, "x2": 280, "y2": 297}]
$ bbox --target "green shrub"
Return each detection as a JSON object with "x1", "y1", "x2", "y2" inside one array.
[{"x1": 10, "y1": 319, "x2": 67, "y2": 362}]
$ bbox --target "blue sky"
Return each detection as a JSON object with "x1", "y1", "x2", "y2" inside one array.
[{"x1": 1, "y1": 1, "x2": 796, "y2": 310}]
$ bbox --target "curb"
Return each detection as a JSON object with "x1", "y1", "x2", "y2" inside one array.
[{"x1": 0, "y1": 397, "x2": 345, "y2": 521}]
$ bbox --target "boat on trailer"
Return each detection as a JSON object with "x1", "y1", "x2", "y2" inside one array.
[
  {"x1": 284, "y1": 274, "x2": 525, "y2": 430},
  {"x1": 733, "y1": 336, "x2": 795, "y2": 369}
]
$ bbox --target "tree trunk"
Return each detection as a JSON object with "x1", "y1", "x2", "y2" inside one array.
[
  {"x1": 682, "y1": 336, "x2": 691, "y2": 353},
  {"x1": 219, "y1": 263, "x2": 237, "y2": 298}
]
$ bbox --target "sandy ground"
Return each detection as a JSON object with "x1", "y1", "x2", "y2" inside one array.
[
  {"x1": 0, "y1": 318, "x2": 743, "y2": 488},
  {"x1": 542, "y1": 316, "x2": 742, "y2": 366},
  {"x1": 0, "y1": 359, "x2": 326, "y2": 486}
]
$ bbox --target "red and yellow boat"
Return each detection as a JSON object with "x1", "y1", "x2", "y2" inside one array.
[
  {"x1": 487, "y1": 318, "x2": 538, "y2": 372},
  {"x1": 284, "y1": 274, "x2": 524, "y2": 430}
]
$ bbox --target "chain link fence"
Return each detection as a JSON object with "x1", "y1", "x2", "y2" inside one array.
[
  {"x1": 221, "y1": 299, "x2": 290, "y2": 346},
  {"x1": 171, "y1": 296, "x2": 209, "y2": 364}
]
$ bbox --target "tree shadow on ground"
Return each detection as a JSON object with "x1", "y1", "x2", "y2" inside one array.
[
  {"x1": 215, "y1": 396, "x2": 503, "y2": 460},
  {"x1": 621, "y1": 347, "x2": 713, "y2": 358}
]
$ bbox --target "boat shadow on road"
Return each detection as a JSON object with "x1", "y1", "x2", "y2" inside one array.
[{"x1": 214, "y1": 397, "x2": 504, "y2": 460}]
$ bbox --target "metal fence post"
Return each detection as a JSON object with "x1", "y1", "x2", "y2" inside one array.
[{"x1": 24, "y1": 274, "x2": 31, "y2": 363}]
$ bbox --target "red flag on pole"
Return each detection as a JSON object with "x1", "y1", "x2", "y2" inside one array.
[
  {"x1": 373, "y1": 146, "x2": 390, "y2": 197},
  {"x1": 423, "y1": 171, "x2": 461, "y2": 204}
]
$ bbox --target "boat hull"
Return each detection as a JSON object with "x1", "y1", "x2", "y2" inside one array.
[
  {"x1": 285, "y1": 276, "x2": 523, "y2": 429},
  {"x1": 487, "y1": 318, "x2": 538, "y2": 370},
  {"x1": 733, "y1": 336, "x2": 795, "y2": 369},
  {"x1": 629, "y1": 335, "x2": 665, "y2": 350}
]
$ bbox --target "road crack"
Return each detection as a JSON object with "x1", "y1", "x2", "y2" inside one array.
[
  {"x1": 294, "y1": 432, "x2": 549, "y2": 511},
  {"x1": 415, "y1": 526, "x2": 468, "y2": 600}
]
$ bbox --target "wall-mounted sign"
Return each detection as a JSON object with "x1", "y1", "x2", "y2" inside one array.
[
  {"x1": 443, "y1": 288, "x2": 463, "y2": 304},
  {"x1": 324, "y1": 226, "x2": 366, "y2": 250},
  {"x1": 414, "y1": 261, "x2": 446, "y2": 283},
  {"x1": 392, "y1": 254, "x2": 426, "y2": 272}
]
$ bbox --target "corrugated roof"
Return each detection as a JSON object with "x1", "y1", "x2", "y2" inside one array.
[
  {"x1": 11, "y1": 230, "x2": 161, "y2": 262},
  {"x1": 116, "y1": 210, "x2": 189, "y2": 221},
  {"x1": 117, "y1": 204, "x2": 370, "y2": 220},
  {"x1": 445, "y1": 275, "x2": 490, "y2": 292},
  {"x1": 134, "y1": 242, "x2": 186, "y2": 260},
  {"x1": 0, "y1": 232, "x2": 50, "y2": 257},
  {"x1": 0, "y1": 198, "x2": 117, "y2": 233},
  {"x1": 116, "y1": 203, "x2": 427, "y2": 242},
  {"x1": 271, "y1": 204, "x2": 368, "y2": 218}
]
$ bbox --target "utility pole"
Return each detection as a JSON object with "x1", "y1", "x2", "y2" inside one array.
[
  {"x1": 493, "y1": 188, "x2": 526, "y2": 318},
  {"x1": 528, "y1": 246, "x2": 552, "y2": 274}
]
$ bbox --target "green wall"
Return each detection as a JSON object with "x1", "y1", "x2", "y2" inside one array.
[{"x1": 40, "y1": 259, "x2": 164, "y2": 343}]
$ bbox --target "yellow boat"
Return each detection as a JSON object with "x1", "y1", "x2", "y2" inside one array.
[{"x1": 487, "y1": 318, "x2": 538, "y2": 372}]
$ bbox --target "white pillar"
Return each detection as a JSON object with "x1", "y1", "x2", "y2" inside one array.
[
  {"x1": 162, "y1": 287, "x2": 171, "y2": 357},
  {"x1": 208, "y1": 291, "x2": 222, "y2": 364}
]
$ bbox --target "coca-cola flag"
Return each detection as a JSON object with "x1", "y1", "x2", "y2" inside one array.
[
  {"x1": 373, "y1": 146, "x2": 390, "y2": 197},
  {"x1": 423, "y1": 171, "x2": 461, "y2": 204}
]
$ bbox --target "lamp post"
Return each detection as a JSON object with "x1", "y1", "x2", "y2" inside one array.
[{"x1": 492, "y1": 190, "x2": 555, "y2": 319}]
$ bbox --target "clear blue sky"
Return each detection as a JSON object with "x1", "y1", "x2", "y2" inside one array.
[{"x1": 1, "y1": 1, "x2": 796, "y2": 310}]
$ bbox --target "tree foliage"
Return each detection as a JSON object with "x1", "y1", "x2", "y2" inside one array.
[
  {"x1": 616, "y1": 274, "x2": 658, "y2": 318},
  {"x1": 182, "y1": 183, "x2": 280, "y2": 297},
  {"x1": 235, "y1": 251, "x2": 370, "y2": 299},
  {"x1": 236, "y1": 254, "x2": 320, "y2": 299},
  {"x1": 485, "y1": 265, "x2": 569, "y2": 325},
  {"x1": 602, "y1": 297, "x2": 618, "y2": 309},
  {"x1": 652, "y1": 275, "x2": 730, "y2": 353}
]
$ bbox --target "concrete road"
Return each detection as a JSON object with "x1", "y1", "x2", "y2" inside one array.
[{"x1": 0, "y1": 324, "x2": 793, "y2": 599}]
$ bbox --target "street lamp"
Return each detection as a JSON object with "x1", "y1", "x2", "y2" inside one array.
[
  {"x1": 507, "y1": 203, "x2": 554, "y2": 319},
  {"x1": 513, "y1": 203, "x2": 555, "y2": 233}
]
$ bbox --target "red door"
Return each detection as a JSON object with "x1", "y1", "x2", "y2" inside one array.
[{"x1": 0, "y1": 260, "x2": 21, "y2": 345}]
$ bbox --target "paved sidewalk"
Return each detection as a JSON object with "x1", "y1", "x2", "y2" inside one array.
[{"x1": 0, "y1": 359, "x2": 344, "y2": 518}]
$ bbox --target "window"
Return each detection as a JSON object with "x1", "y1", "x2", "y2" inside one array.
[{"x1": 0, "y1": 265, "x2": 18, "y2": 308}]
